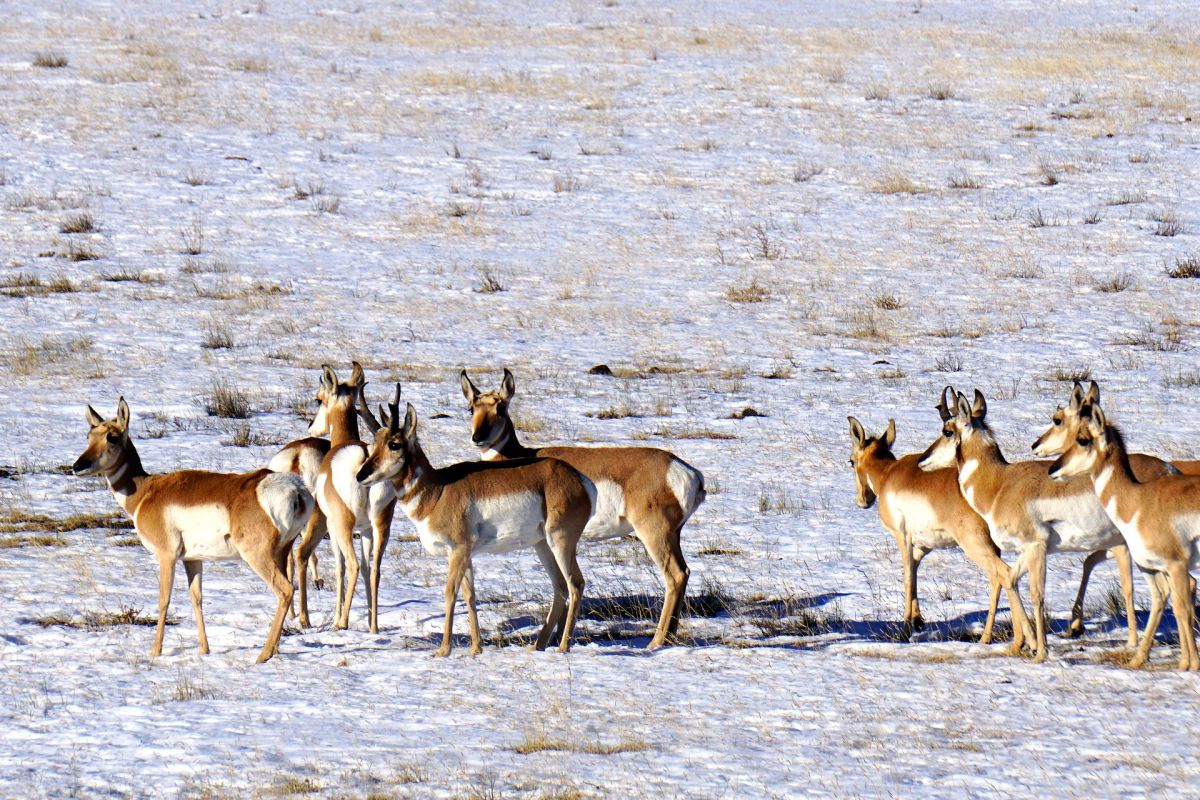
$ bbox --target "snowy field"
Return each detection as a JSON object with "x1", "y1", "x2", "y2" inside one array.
[{"x1": 3, "y1": 0, "x2": 1200, "y2": 796}]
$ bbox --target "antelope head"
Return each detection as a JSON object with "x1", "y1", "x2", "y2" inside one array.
[
  {"x1": 460, "y1": 368, "x2": 514, "y2": 451},
  {"x1": 309, "y1": 361, "x2": 365, "y2": 436},
  {"x1": 73, "y1": 398, "x2": 131, "y2": 477},
  {"x1": 847, "y1": 416, "x2": 895, "y2": 509}
]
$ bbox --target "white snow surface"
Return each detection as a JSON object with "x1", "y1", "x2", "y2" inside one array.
[{"x1": 3, "y1": 0, "x2": 1200, "y2": 796}]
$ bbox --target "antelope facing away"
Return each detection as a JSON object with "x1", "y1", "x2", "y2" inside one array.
[
  {"x1": 848, "y1": 414, "x2": 1029, "y2": 643},
  {"x1": 1032, "y1": 380, "x2": 1184, "y2": 644},
  {"x1": 460, "y1": 369, "x2": 705, "y2": 648},
  {"x1": 918, "y1": 389, "x2": 1177, "y2": 662},
  {"x1": 269, "y1": 425, "x2": 330, "y2": 624},
  {"x1": 357, "y1": 386, "x2": 593, "y2": 656},
  {"x1": 311, "y1": 363, "x2": 396, "y2": 632},
  {"x1": 1049, "y1": 401, "x2": 1200, "y2": 670},
  {"x1": 72, "y1": 398, "x2": 313, "y2": 663}
]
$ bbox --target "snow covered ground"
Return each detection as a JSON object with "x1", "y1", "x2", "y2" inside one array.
[{"x1": 3, "y1": 0, "x2": 1200, "y2": 796}]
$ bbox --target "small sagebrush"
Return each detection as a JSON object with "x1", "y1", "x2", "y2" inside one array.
[
  {"x1": 724, "y1": 280, "x2": 770, "y2": 303},
  {"x1": 1165, "y1": 256, "x2": 1200, "y2": 279},
  {"x1": 201, "y1": 381, "x2": 251, "y2": 418},
  {"x1": 59, "y1": 212, "x2": 95, "y2": 234},
  {"x1": 33, "y1": 52, "x2": 68, "y2": 68}
]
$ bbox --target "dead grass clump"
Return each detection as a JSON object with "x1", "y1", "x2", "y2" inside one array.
[
  {"x1": 1094, "y1": 271, "x2": 1134, "y2": 293},
  {"x1": 200, "y1": 381, "x2": 251, "y2": 419},
  {"x1": 1105, "y1": 190, "x2": 1146, "y2": 206},
  {"x1": 3, "y1": 335, "x2": 93, "y2": 376},
  {"x1": 59, "y1": 212, "x2": 95, "y2": 233},
  {"x1": 179, "y1": 215, "x2": 205, "y2": 255},
  {"x1": 0, "y1": 510, "x2": 130, "y2": 533},
  {"x1": 33, "y1": 52, "x2": 68, "y2": 68},
  {"x1": 65, "y1": 239, "x2": 103, "y2": 262},
  {"x1": 474, "y1": 266, "x2": 506, "y2": 293},
  {"x1": 552, "y1": 171, "x2": 581, "y2": 193},
  {"x1": 201, "y1": 319, "x2": 234, "y2": 349},
  {"x1": 512, "y1": 732, "x2": 650, "y2": 755},
  {"x1": 0, "y1": 534, "x2": 67, "y2": 548},
  {"x1": 792, "y1": 161, "x2": 824, "y2": 182},
  {"x1": 1037, "y1": 158, "x2": 1059, "y2": 186},
  {"x1": 947, "y1": 174, "x2": 982, "y2": 190},
  {"x1": 933, "y1": 352, "x2": 964, "y2": 372},
  {"x1": 1166, "y1": 256, "x2": 1200, "y2": 279},
  {"x1": 863, "y1": 83, "x2": 891, "y2": 101},
  {"x1": 724, "y1": 280, "x2": 770, "y2": 303},
  {"x1": 223, "y1": 422, "x2": 281, "y2": 447},
  {"x1": 32, "y1": 604, "x2": 172, "y2": 630},
  {"x1": 1046, "y1": 366, "x2": 1092, "y2": 383},
  {"x1": 647, "y1": 427, "x2": 734, "y2": 440},
  {"x1": 1026, "y1": 207, "x2": 1060, "y2": 228},
  {"x1": 0, "y1": 273, "x2": 77, "y2": 297},
  {"x1": 748, "y1": 222, "x2": 785, "y2": 260},
  {"x1": 873, "y1": 293, "x2": 903, "y2": 310},
  {"x1": 1162, "y1": 370, "x2": 1200, "y2": 388},
  {"x1": 871, "y1": 170, "x2": 925, "y2": 194},
  {"x1": 925, "y1": 84, "x2": 955, "y2": 100}
]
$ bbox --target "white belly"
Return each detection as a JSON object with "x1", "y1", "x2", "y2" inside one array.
[
  {"x1": 470, "y1": 491, "x2": 546, "y2": 555},
  {"x1": 167, "y1": 504, "x2": 239, "y2": 561},
  {"x1": 1028, "y1": 494, "x2": 1121, "y2": 552},
  {"x1": 581, "y1": 479, "x2": 632, "y2": 541},
  {"x1": 888, "y1": 491, "x2": 957, "y2": 551}
]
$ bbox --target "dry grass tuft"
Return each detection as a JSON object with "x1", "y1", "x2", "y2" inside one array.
[
  {"x1": 724, "y1": 280, "x2": 770, "y2": 303},
  {"x1": 0, "y1": 510, "x2": 130, "y2": 534},
  {"x1": 871, "y1": 170, "x2": 925, "y2": 194},
  {"x1": 1166, "y1": 256, "x2": 1200, "y2": 279},
  {"x1": 59, "y1": 212, "x2": 95, "y2": 233},
  {"x1": 200, "y1": 381, "x2": 251, "y2": 419},
  {"x1": 512, "y1": 732, "x2": 650, "y2": 755},
  {"x1": 33, "y1": 51, "x2": 68, "y2": 68}
]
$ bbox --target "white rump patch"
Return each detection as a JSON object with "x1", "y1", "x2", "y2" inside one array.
[
  {"x1": 666, "y1": 459, "x2": 705, "y2": 521},
  {"x1": 169, "y1": 504, "x2": 238, "y2": 561},
  {"x1": 469, "y1": 491, "x2": 546, "y2": 555},
  {"x1": 257, "y1": 471, "x2": 313, "y2": 543},
  {"x1": 886, "y1": 491, "x2": 956, "y2": 551}
]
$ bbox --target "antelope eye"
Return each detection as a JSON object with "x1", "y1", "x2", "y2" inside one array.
[
  {"x1": 1076, "y1": 437, "x2": 1091, "y2": 447},
  {"x1": 387, "y1": 440, "x2": 402, "y2": 451},
  {"x1": 943, "y1": 429, "x2": 953, "y2": 438},
  {"x1": 1053, "y1": 418, "x2": 1062, "y2": 426},
  {"x1": 106, "y1": 432, "x2": 120, "y2": 443}
]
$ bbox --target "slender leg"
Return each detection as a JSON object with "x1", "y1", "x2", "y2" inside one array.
[
  {"x1": 1167, "y1": 564, "x2": 1198, "y2": 671},
  {"x1": 462, "y1": 561, "x2": 482, "y2": 656},
  {"x1": 956, "y1": 531, "x2": 1007, "y2": 645},
  {"x1": 548, "y1": 533, "x2": 585, "y2": 653},
  {"x1": 1028, "y1": 543, "x2": 1049, "y2": 662},
  {"x1": 358, "y1": 533, "x2": 373, "y2": 630},
  {"x1": 324, "y1": 509, "x2": 358, "y2": 630},
  {"x1": 151, "y1": 555, "x2": 176, "y2": 658},
  {"x1": 533, "y1": 541, "x2": 568, "y2": 651},
  {"x1": 366, "y1": 507, "x2": 393, "y2": 634},
  {"x1": 1111, "y1": 545, "x2": 1139, "y2": 650},
  {"x1": 243, "y1": 539, "x2": 294, "y2": 664},
  {"x1": 909, "y1": 545, "x2": 928, "y2": 632},
  {"x1": 287, "y1": 550, "x2": 298, "y2": 619},
  {"x1": 183, "y1": 560, "x2": 209, "y2": 655},
  {"x1": 1067, "y1": 550, "x2": 1107, "y2": 639},
  {"x1": 435, "y1": 547, "x2": 471, "y2": 657},
  {"x1": 636, "y1": 518, "x2": 689, "y2": 649},
  {"x1": 295, "y1": 509, "x2": 326, "y2": 628},
  {"x1": 1130, "y1": 571, "x2": 1167, "y2": 668}
]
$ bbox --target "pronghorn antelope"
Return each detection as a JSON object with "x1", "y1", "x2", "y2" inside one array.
[
  {"x1": 357, "y1": 386, "x2": 593, "y2": 656},
  {"x1": 918, "y1": 389, "x2": 1178, "y2": 661},
  {"x1": 459, "y1": 369, "x2": 705, "y2": 649},
  {"x1": 72, "y1": 398, "x2": 313, "y2": 663},
  {"x1": 1049, "y1": 402, "x2": 1200, "y2": 670},
  {"x1": 848, "y1": 415, "x2": 1028, "y2": 643},
  {"x1": 311, "y1": 362, "x2": 396, "y2": 632},
  {"x1": 269, "y1": 433, "x2": 329, "y2": 624},
  {"x1": 1032, "y1": 380, "x2": 1185, "y2": 642}
]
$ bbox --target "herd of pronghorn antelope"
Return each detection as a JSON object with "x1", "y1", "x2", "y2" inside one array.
[
  {"x1": 851, "y1": 381, "x2": 1200, "y2": 671},
  {"x1": 71, "y1": 363, "x2": 705, "y2": 663},
  {"x1": 70, "y1": 364, "x2": 1200, "y2": 670}
]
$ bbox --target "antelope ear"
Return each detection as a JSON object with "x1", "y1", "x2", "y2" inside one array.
[
  {"x1": 935, "y1": 386, "x2": 953, "y2": 422},
  {"x1": 320, "y1": 365, "x2": 337, "y2": 391},
  {"x1": 971, "y1": 389, "x2": 987, "y2": 419},
  {"x1": 1067, "y1": 381, "x2": 1085, "y2": 413},
  {"x1": 954, "y1": 392, "x2": 972, "y2": 424},
  {"x1": 1084, "y1": 380, "x2": 1100, "y2": 406},
  {"x1": 378, "y1": 404, "x2": 391, "y2": 430},
  {"x1": 884, "y1": 418, "x2": 896, "y2": 448},
  {"x1": 500, "y1": 368, "x2": 516, "y2": 401},
  {"x1": 1089, "y1": 404, "x2": 1107, "y2": 435},
  {"x1": 460, "y1": 370, "x2": 479, "y2": 404},
  {"x1": 402, "y1": 402, "x2": 418, "y2": 438},
  {"x1": 349, "y1": 361, "x2": 365, "y2": 387},
  {"x1": 848, "y1": 416, "x2": 866, "y2": 445},
  {"x1": 116, "y1": 397, "x2": 131, "y2": 431},
  {"x1": 85, "y1": 404, "x2": 105, "y2": 428}
]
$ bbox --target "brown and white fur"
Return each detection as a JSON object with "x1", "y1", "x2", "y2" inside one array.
[
  {"x1": 357, "y1": 387, "x2": 593, "y2": 656},
  {"x1": 849, "y1": 414, "x2": 1029, "y2": 643},
  {"x1": 311, "y1": 363, "x2": 396, "y2": 632},
  {"x1": 460, "y1": 369, "x2": 705, "y2": 648},
  {"x1": 919, "y1": 389, "x2": 1177, "y2": 661},
  {"x1": 1050, "y1": 402, "x2": 1200, "y2": 670},
  {"x1": 269, "y1": 434, "x2": 329, "y2": 624},
  {"x1": 72, "y1": 398, "x2": 313, "y2": 663},
  {"x1": 1032, "y1": 380, "x2": 1184, "y2": 642}
]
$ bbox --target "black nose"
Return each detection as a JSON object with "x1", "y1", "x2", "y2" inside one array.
[
  {"x1": 71, "y1": 458, "x2": 90, "y2": 475},
  {"x1": 472, "y1": 434, "x2": 485, "y2": 445}
]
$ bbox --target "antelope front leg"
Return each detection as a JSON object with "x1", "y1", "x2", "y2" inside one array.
[
  {"x1": 462, "y1": 561, "x2": 482, "y2": 656},
  {"x1": 1067, "y1": 550, "x2": 1106, "y2": 639},
  {"x1": 1129, "y1": 571, "x2": 1166, "y2": 668},
  {"x1": 183, "y1": 560, "x2": 209, "y2": 655},
  {"x1": 295, "y1": 509, "x2": 326, "y2": 629},
  {"x1": 1027, "y1": 543, "x2": 1049, "y2": 662},
  {"x1": 1005, "y1": 550, "x2": 1033, "y2": 657},
  {"x1": 151, "y1": 555, "x2": 177, "y2": 658},
  {"x1": 909, "y1": 545, "x2": 928, "y2": 632},
  {"x1": 436, "y1": 547, "x2": 470, "y2": 657},
  {"x1": 1112, "y1": 545, "x2": 1139, "y2": 650}
]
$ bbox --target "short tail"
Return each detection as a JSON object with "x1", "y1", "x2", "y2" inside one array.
[
  {"x1": 257, "y1": 472, "x2": 315, "y2": 543},
  {"x1": 666, "y1": 458, "x2": 705, "y2": 523}
]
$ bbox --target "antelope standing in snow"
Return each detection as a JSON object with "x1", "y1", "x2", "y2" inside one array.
[
  {"x1": 269, "y1": 430, "x2": 329, "y2": 625},
  {"x1": 848, "y1": 414, "x2": 1029, "y2": 643},
  {"x1": 357, "y1": 386, "x2": 593, "y2": 655},
  {"x1": 459, "y1": 369, "x2": 705, "y2": 648},
  {"x1": 1032, "y1": 380, "x2": 1186, "y2": 644},
  {"x1": 72, "y1": 398, "x2": 312, "y2": 663},
  {"x1": 311, "y1": 363, "x2": 396, "y2": 632},
  {"x1": 1049, "y1": 401, "x2": 1200, "y2": 669},
  {"x1": 919, "y1": 389, "x2": 1177, "y2": 661}
]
